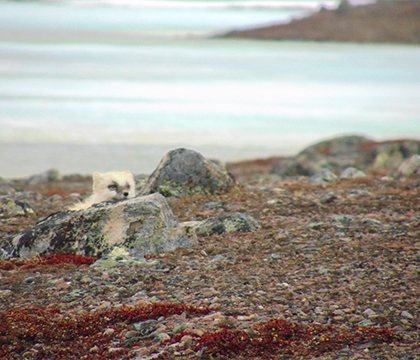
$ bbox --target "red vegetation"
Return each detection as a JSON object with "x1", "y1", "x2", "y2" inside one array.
[
  {"x1": 0, "y1": 303, "x2": 211, "y2": 359},
  {"x1": 195, "y1": 319, "x2": 402, "y2": 358},
  {"x1": 0, "y1": 254, "x2": 98, "y2": 270}
]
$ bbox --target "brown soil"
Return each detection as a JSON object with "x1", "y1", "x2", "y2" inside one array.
[
  {"x1": 222, "y1": 1, "x2": 420, "y2": 44},
  {"x1": 1, "y1": 165, "x2": 420, "y2": 359}
]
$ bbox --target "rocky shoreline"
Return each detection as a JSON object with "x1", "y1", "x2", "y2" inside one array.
[
  {"x1": 221, "y1": 0, "x2": 420, "y2": 44},
  {"x1": 1, "y1": 136, "x2": 420, "y2": 359}
]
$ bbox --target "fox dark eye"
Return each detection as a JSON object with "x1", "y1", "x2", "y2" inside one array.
[{"x1": 108, "y1": 184, "x2": 118, "y2": 191}]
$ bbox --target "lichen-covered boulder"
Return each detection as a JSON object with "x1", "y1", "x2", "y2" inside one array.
[
  {"x1": 0, "y1": 178, "x2": 16, "y2": 196},
  {"x1": 270, "y1": 136, "x2": 420, "y2": 177},
  {"x1": 0, "y1": 196, "x2": 34, "y2": 218},
  {"x1": 270, "y1": 135, "x2": 375, "y2": 177},
  {"x1": 24, "y1": 168, "x2": 63, "y2": 185},
  {"x1": 4, "y1": 193, "x2": 196, "y2": 260},
  {"x1": 397, "y1": 154, "x2": 420, "y2": 176},
  {"x1": 139, "y1": 148, "x2": 235, "y2": 197},
  {"x1": 372, "y1": 140, "x2": 420, "y2": 171},
  {"x1": 183, "y1": 212, "x2": 261, "y2": 237},
  {"x1": 299, "y1": 135, "x2": 374, "y2": 174}
]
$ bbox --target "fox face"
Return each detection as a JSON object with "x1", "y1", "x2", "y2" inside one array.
[
  {"x1": 68, "y1": 170, "x2": 136, "y2": 211},
  {"x1": 92, "y1": 171, "x2": 136, "y2": 202}
]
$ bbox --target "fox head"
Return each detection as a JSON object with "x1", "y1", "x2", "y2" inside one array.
[{"x1": 92, "y1": 170, "x2": 136, "y2": 201}]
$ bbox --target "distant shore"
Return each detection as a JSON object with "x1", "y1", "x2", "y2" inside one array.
[{"x1": 221, "y1": 1, "x2": 420, "y2": 44}]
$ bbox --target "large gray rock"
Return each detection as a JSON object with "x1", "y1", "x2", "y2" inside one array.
[
  {"x1": 398, "y1": 154, "x2": 420, "y2": 176},
  {"x1": 296, "y1": 135, "x2": 374, "y2": 174},
  {"x1": 271, "y1": 135, "x2": 374, "y2": 177},
  {"x1": 371, "y1": 141, "x2": 420, "y2": 171},
  {"x1": 4, "y1": 193, "x2": 196, "y2": 260},
  {"x1": 139, "y1": 148, "x2": 235, "y2": 197},
  {"x1": 0, "y1": 178, "x2": 16, "y2": 196},
  {"x1": 270, "y1": 135, "x2": 420, "y2": 177},
  {"x1": 24, "y1": 168, "x2": 63, "y2": 185}
]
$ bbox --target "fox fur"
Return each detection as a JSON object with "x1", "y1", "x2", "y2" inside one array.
[{"x1": 68, "y1": 170, "x2": 136, "y2": 211}]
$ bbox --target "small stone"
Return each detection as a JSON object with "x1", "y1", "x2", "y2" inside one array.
[
  {"x1": 180, "y1": 335, "x2": 193, "y2": 346},
  {"x1": 89, "y1": 346, "x2": 99, "y2": 353},
  {"x1": 103, "y1": 328, "x2": 115, "y2": 336},
  {"x1": 317, "y1": 266, "x2": 330, "y2": 275},
  {"x1": 401, "y1": 310, "x2": 414, "y2": 319},
  {"x1": 333, "y1": 309, "x2": 345, "y2": 316},
  {"x1": 24, "y1": 277, "x2": 35, "y2": 284},
  {"x1": 133, "y1": 319, "x2": 159, "y2": 337},
  {"x1": 358, "y1": 319, "x2": 374, "y2": 327},
  {"x1": 237, "y1": 314, "x2": 256, "y2": 321},
  {"x1": 314, "y1": 307, "x2": 324, "y2": 314},
  {"x1": 0, "y1": 289, "x2": 13, "y2": 298},
  {"x1": 189, "y1": 329, "x2": 204, "y2": 337},
  {"x1": 173, "y1": 323, "x2": 189, "y2": 334},
  {"x1": 320, "y1": 193, "x2": 338, "y2": 203},
  {"x1": 274, "y1": 230, "x2": 289, "y2": 240},
  {"x1": 348, "y1": 189, "x2": 372, "y2": 197},
  {"x1": 309, "y1": 169, "x2": 338, "y2": 184},
  {"x1": 125, "y1": 330, "x2": 139, "y2": 338},
  {"x1": 156, "y1": 332, "x2": 170, "y2": 342},
  {"x1": 363, "y1": 308, "x2": 376, "y2": 317},
  {"x1": 270, "y1": 253, "x2": 281, "y2": 260},
  {"x1": 340, "y1": 167, "x2": 367, "y2": 179}
]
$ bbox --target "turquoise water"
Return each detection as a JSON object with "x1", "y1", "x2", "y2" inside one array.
[{"x1": 1, "y1": 0, "x2": 419, "y2": 177}]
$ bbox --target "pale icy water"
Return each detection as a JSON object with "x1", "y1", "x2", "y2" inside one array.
[{"x1": 1, "y1": 0, "x2": 420, "y2": 178}]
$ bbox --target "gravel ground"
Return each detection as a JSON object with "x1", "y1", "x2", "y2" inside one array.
[{"x1": 0, "y1": 166, "x2": 419, "y2": 359}]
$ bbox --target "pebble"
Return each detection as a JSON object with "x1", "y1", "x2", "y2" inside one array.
[
  {"x1": 24, "y1": 277, "x2": 35, "y2": 284},
  {"x1": 0, "y1": 289, "x2": 13, "y2": 298},
  {"x1": 363, "y1": 308, "x2": 377, "y2": 317},
  {"x1": 103, "y1": 328, "x2": 115, "y2": 336},
  {"x1": 358, "y1": 319, "x2": 374, "y2": 327},
  {"x1": 125, "y1": 330, "x2": 139, "y2": 339},
  {"x1": 401, "y1": 310, "x2": 414, "y2": 320},
  {"x1": 180, "y1": 335, "x2": 193, "y2": 347},
  {"x1": 156, "y1": 332, "x2": 170, "y2": 343},
  {"x1": 333, "y1": 309, "x2": 345, "y2": 316},
  {"x1": 309, "y1": 169, "x2": 338, "y2": 184},
  {"x1": 314, "y1": 307, "x2": 324, "y2": 314},
  {"x1": 340, "y1": 167, "x2": 367, "y2": 179},
  {"x1": 133, "y1": 319, "x2": 159, "y2": 337}
]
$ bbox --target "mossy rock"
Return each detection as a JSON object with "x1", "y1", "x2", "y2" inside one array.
[
  {"x1": 139, "y1": 148, "x2": 235, "y2": 197},
  {"x1": 4, "y1": 193, "x2": 196, "y2": 260}
]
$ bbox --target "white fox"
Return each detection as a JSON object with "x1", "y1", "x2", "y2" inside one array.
[{"x1": 69, "y1": 170, "x2": 136, "y2": 211}]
